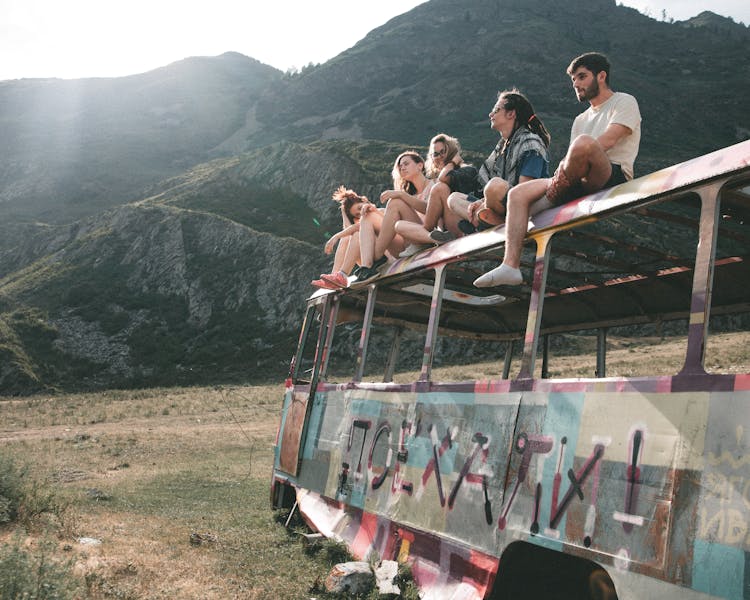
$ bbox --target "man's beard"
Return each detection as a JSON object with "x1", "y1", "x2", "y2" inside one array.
[{"x1": 579, "y1": 79, "x2": 600, "y2": 102}]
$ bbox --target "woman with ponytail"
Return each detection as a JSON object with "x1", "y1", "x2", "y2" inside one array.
[{"x1": 447, "y1": 88, "x2": 551, "y2": 231}]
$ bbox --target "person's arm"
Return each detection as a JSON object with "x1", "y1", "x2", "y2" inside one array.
[
  {"x1": 382, "y1": 189, "x2": 427, "y2": 213},
  {"x1": 324, "y1": 222, "x2": 360, "y2": 254},
  {"x1": 340, "y1": 204, "x2": 353, "y2": 228},
  {"x1": 596, "y1": 123, "x2": 632, "y2": 152},
  {"x1": 597, "y1": 94, "x2": 640, "y2": 151},
  {"x1": 438, "y1": 153, "x2": 462, "y2": 185}
]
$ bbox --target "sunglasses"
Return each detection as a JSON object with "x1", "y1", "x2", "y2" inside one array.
[{"x1": 431, "y1": 148, "x2": 447, "y2": 158}]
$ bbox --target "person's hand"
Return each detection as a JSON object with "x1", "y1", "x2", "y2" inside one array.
[
  {"x1": 324, "y1": 237, "x2": 336, "y2": 254},
  {"x1": 380, "y1": 190, "x2": 398, "y2": 205},
  {"x1": 468, "y1": 200, "x2": 484, "y2": 226},
  {"x1": 361, "y1": 203, "x2": 376, "y2": 215},
  {"x1": 452, "y1": 153, "x2": 463, "y2": 166}
]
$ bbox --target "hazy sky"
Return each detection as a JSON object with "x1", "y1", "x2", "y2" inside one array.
[{"x1": 1, "y1": 0, "x2": 748, "y2": 81}]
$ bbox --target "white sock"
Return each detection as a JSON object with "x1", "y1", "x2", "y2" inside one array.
[{"x1": 473, "y1": 264, "x2": 523, "y2": 287}]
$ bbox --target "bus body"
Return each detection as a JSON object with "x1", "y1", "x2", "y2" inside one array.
[{"x1": 271, "y1": 140, "x2": 750, "y2": 599}]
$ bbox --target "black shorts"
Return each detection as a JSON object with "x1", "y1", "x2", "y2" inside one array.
[
  {"x1": 551, "y1": 162, "x2": 627, "y2": 206},
  {"x1": 605, "y1": 163, "x2": 627, "y2": 188}
]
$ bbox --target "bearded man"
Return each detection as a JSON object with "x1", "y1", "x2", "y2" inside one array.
[{"x1": 475, "y1": 52, "x2": 641, "y2": 287}]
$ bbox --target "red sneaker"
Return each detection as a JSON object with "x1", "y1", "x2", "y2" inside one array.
[
  {"x1": 321, "y1": 271, "x2": 349, "y2": 288},
  {"x1": 311, "y1": 277, "x2": 337, "y2": 290}
]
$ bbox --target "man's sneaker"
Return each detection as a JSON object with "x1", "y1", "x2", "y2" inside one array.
[
  {"x1": 429, "y1": 229, "x2": 456, "y2": 244},
  {"x1": 399, "y1": 243, "x2": 430, "y2": 258},
  {"x1": 321, "y1": 271, "x2": 349, "y2": 288}
]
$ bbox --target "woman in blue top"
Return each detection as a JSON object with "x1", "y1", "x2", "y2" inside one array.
[{"x1": 448, "y1": 88, "x2": 551, "y2": 231}]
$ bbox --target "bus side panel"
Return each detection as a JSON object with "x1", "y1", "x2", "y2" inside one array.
[
  {"x1": 690, "y1": 389, "x2": 750, "y2": 599},
  {"x1": 291, "y1": 384, "x2": 523, "y2": 557},
  {"x1": 278, "y1": 379, "x2": 750, "y2": 598}
]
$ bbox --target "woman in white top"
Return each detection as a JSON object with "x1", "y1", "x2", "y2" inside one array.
[{"x1": 354, "y1": 151, "x2": 434, "y2": 282}]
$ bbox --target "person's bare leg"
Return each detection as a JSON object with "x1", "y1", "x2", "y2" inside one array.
[
  {"x1": 375, "y1": 198, "x2": 421, "y2": 259},
  {"x1": 358, "y1": 213, "x2": 377, "y2": 268},
  {"x1": 422, "y1": 183, "x2": 450, "y2": 231},
  {"x1": 563, "y1": 135, "x2": 612, "y2": 192},
  {"x1": 483, "y1": 177, "x2": 509, "y2": 220},
  {"x1": 331, "y1": 236, "x2": 350, "y2": 274},
  {"x1": 447, "y1": 192, "x2": 471, "y2": 220},
  {"x1": 341, "y1": 234, "x2": 360, "y2": 274},
  {"x1": 439, "y1": 190, "x2": 463, "y2": 235},
  {"x1": 549, "y1": 135, "x2": 612, "y2": 204},
  {"x1": 394, "y1": 221, "x2": 433, "y2": 245},
  {"x1": 474, "y1": 178, "x2": 548, "y2": 287}
]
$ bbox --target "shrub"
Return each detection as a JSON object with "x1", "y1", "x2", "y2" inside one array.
[
  {"x1": 0, "y1": 539, "x2": 80, "y2": 599},
  {"x1": 0, "y1": 453, "x2": 25, "y2": 524},
  {"x1": 0, "y1": 453, "x2": 68, "y2": 530}
]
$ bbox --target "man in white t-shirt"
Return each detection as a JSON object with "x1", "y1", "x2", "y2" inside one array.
[{"x1": 475, "y1": 52, "x2": 642, "y2": 287}]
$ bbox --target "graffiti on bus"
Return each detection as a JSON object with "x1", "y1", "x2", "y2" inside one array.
[{"x1": 335, "y1": 413, "x2": 646, "y2": 541}]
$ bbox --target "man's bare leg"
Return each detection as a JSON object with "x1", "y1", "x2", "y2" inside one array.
[{"x1": 473, "y1": 179, "x2": 548, "y2": 287}]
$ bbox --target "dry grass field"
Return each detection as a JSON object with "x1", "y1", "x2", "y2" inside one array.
[
  {"x1": 0, "y1": 385, "x2": 331, "y2": 599},
  {"x1": 1, "y1": 331, "x2": 748, "y2": 598}
]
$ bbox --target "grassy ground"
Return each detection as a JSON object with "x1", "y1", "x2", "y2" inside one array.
[
  {"x1": 0, "y1": 385, "x2": 345, "y2": 599},
  {"x1": 1, "y1": 331, "x2": 748, "y2": 598}
]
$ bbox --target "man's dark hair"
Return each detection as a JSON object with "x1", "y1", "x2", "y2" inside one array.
[{"x1": 567, "y1": 52, "x2": 611, "y2": 86}]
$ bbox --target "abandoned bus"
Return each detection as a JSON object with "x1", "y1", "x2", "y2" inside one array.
[{"x1": 271, "y1": 140, "x2": 750, "y2": 599}]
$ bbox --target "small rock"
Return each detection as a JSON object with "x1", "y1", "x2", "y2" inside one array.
[
  {"x1": 299, "y1": 532, "x2": 324, "y2": 547},
  {"x1": 86, "y1": 488, "x2": 111, "y2": 501},
  {"x1": 374, "y1": 560, "x2": 401, "y2": 596},
  {"x1": 189, "y1": 532, "x2": 218, "y2": 546},
  {"x1": 77, "y1": 537, "x2": 102, "y2": 546},
  {"x1": 324, "y1": 561, "x2": 373, "y2": 594}
]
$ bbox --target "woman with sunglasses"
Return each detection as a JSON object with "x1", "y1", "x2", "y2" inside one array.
[
  {"x1": 353, "y1": 150, "x2": 435, "y2": 282},
  {"x1": 393, "y1": 133, "x2": 479, "y2": 256},
  {"x1": 448, "y1": 89, "x2": 551, "y2": 231}
]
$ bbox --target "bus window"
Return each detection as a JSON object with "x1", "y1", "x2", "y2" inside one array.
[
  {"x1": 536, "y1": 193, "x2": 702, "y2": 378},
  {"x1": 291, "y1": 301, "x2": 327, "y2": 384},
  {"x1": 328, "y1": 280, "x2": 430, "y2": 383},
  {"x1": 706, "y1": 182, "x2": 750, "y2": 374},
  {"x1": 324, "y1": 287, "x2": 368, "y2": 383},
  {"x1": 365, "y1": 270, "x2": 443, "y2": 382},
  {"x1": 423, "y1": 255, "x2": 527, "y2": 382}
]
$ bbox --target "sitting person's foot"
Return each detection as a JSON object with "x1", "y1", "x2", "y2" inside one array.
[
  {"x1": 473, "y1": 264, "x2": 523, "y2": 287},
  {"x1": 311, "y1": 277, "x2": 338, "y2": 290},
  {"x1": 372, "y1": 254, "x2": 388, "y2": 270},
  {"x1": 399, "y1": 243, "x2": 430, "y2": 258},
  {"x1": 546, "y1": 166, "x2": 576, "y2": 205},
  {"x1": 353, "y1": 265, "x2": 380, "y2": 283},
  {"x1": 429, "y1": 228, "x2": 456, "y2": 244},
  {"x1": 458, "y1": 219, "x2": 477, "y2": 235},
  {"x1": 321, "y1": 271, "x2": 349, "y2": 288},
  {"x1": 477, "y1": 207, "x2": 504, "y2": 227}
]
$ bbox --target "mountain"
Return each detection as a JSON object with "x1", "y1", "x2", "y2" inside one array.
[
  {"x1": 0, "y1": 52, "x2": 281, "y2": 224},
  {"x1": 680, "y1": 11, "x2": 750, "y2": 34},
  {"x1": 1, "y1": 0, "x2": 749, "y2": 394}
]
